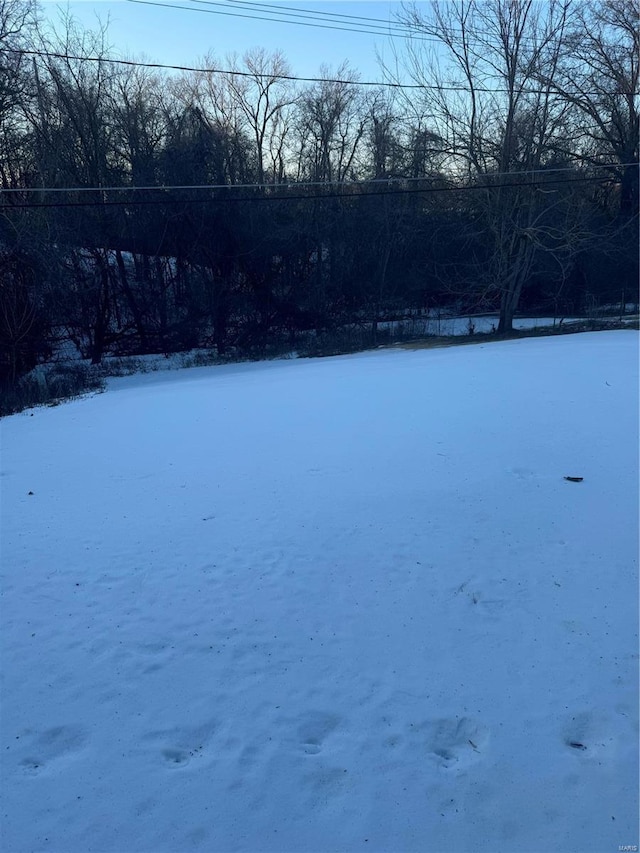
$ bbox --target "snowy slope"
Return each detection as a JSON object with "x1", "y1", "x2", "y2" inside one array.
[{"x1": 1, "y1": 331, "x2": 638, "y2": 853}]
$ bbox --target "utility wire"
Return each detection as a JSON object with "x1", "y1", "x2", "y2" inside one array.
[
  {"x1": 2, "y1": 45, "x2": 394, "y2": 87},
  {"x1": 204, "y1": 0, "x2": 585, "y2": 47},
  {"x1": 0, "y1": 175, "x2": 619, "y2": 210},
  {"x1": 221, "y1": 0, "x2": 419, "y2": 28},
  {"x1": 127, "y1": 0, "x2": 442, "y2": 43},
  {"x1": 3, "y1": 47, "x2": 634, "y2": 97},
  {"x1": 188, "y1": 0, "x2": 421, "y2": 37},
  {"x1": 0, "y1": 162, "x2": 634, "y2": 195},
  {"x1": 132, "y1": 0, "x2": 640, "y2": 51},
  {"x1": 137, "y1": 0, "x2": 570, "y2": 47}
]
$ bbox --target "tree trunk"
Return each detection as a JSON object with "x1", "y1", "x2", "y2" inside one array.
[
  {"x1": 620, "y1": 162, "x2": 639, "y2": 218},
  {"x1": 498, "y1": 291, "x2": 516, "y2": 334},
  {"x1": 90, "y1": 264, "x2": 110, "y2": 364},
  {"x1": 115, "y1": 249, "x2": 148, "y2": 351},
  {"x1": 497, "y1": 237, "x2": 533, "y2": 334}
]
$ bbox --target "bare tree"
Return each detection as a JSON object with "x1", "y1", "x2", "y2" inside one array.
[
  {"x1": 363, "y1": 89, "x2": 405, "y2": 178},
  {"x1": 0, "y1": 0, "x2": 37, "y2": 189},
  {"x1": 396, "y1": 0, "x2": 589, "y2": 332},
  {"x1": 536, "y1": 0, "x2": 639, "y2": 217},
  {"x1": 111, "y1": 63, "x2": 166, "y2": 187},
  {"x1": 225, "y1": 49, "x2": 297, "y2": 183},
  {"x1": 27, "y1": 12, "x2": 118, "y2": 192},
  {"x1": 175, "y1": 56, "x2": 253, "y2": 183},
  {"x1": 0, "y1": 2, "x2": 57, "y2": 388},
  {"x1": 294, "y1": 63, "x2": 367, "y2": 182}
]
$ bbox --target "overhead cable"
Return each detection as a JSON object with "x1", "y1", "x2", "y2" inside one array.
[
  {"x1": 0, "y1": 162, "x2": 635, "y2": 195},
  {"x1": 0, "y1": 174, "x2": 620, "y2": 210},
  {"x1": 3, "y1": 47, "x2": 634, "y2": 97},
  {"x1": 127, "y1": 0, "x2": 442, "y2": 43},
  {"x1": 188, "y1": 0, "x2": 423, "y2": 38},
  {"x1": 220, "y1": 0, "x2": 420, "y2": 27},
  {"x1": 131, "y1": 0, "x2": 640, "y2": 50}
]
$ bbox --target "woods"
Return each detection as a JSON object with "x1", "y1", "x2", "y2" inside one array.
[{"x1": 0, "y1": 0, "x2": 638, "y2": 393}]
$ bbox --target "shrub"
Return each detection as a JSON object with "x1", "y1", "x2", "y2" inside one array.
[{"x1": 0, "y1": 363, "x2": 104, "y2": 417}]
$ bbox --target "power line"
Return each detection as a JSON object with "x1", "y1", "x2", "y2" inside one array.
[
  {"x1": 132, "y1": 0, "x2": 640, "y2": 53},
  {"x1": 0, "y1": 162, "x2": 634, "y2": 195},
  {"x1": 221, "y1": 0, "x2": 418, "y2": 28},
  {"x1": 129, "y1": 0, "x2": 640, "y2": 94},
  {"x1": 2, "y1": 45, "x2": 392, "y2": 87},
  {"x1": 0, "y1": 175, "x2": 619, "y2": 210},
  {"x1": 3, "y1": 47, "x2": 633, "y2": 98},
  {"x1": 208, "y1": 0, "x2": 580, "y2": 47},
  {"x1": 127, "y1": 0, "x2": 441, "y2": 43},
  {"x1": 138, "y1": 0, "x2": 565, "y2": 47},
  {"x1": 188, "y1": 0, "x2": 424, "y2": 38}
]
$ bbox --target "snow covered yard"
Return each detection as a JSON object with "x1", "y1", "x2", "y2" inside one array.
[{"x1": 1, "y1": 330, "x2": 638, "y2": 853}]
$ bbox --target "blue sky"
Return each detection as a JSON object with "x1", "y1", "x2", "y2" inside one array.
[{"x1": 41, "y1": 1, "x2": 422, "y2": 80}]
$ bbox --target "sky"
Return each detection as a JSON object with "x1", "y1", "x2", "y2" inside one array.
[{"x1": 40, "y1": 1, "x2": 423, "y2": 81}]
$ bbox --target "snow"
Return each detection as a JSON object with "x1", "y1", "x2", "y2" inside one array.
[
  {"x1": 1, "y1": 330, "x2": 638, "y2": 853},
  {"x1": 48, "y1": 315, "x2": 614, "y2": 368},
  {"x1": 377, "y1": 315, "x2": 577, "y2": 336}
]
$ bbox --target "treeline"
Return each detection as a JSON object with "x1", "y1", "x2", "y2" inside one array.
[{"x1": 0, "y1": 0, "x2": 638, "y2": 390}]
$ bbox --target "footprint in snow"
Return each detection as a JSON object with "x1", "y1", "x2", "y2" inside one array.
[
  {"x1": 562, "y1": 710, "x2": 618, "y2": 758},
  {"x1": 17, "y1": 725, "x2": 88, "y2": 775},
  {"x1": 454, "y1": 577, "x2": 522, "y2": 619},
  {"x1": 414, "y1": 717, "x2": 489, "y2": 770},
  {"x1": 296, "y1": 711, "x2": 341, "y2": 755},
  {"x1": 141, "y1": 719, "x2": 218, "y2": 769},
  {"x1": 509, "y1": 467, "x2": 537, "y2": 481}
]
